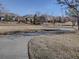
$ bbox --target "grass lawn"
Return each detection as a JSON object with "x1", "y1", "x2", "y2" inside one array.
[{"x1": 28, "y1": 33, "x2": 79, "y2": 59}]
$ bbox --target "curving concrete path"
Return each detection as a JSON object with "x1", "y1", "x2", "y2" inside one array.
[
  {"x1": 0, "y1": 28, "x2": 75, "y2": 59},
  {"x1": 0, "y1": 35, "x2": 33, "y2": 59}
]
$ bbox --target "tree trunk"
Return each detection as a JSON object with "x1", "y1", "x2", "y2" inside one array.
[{"x1": 77, "y1": 17, "x2": 79, "y2": 30}]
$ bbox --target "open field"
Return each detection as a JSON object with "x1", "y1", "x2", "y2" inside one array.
[
  {"x1": 28, "y1": 33, "x2": 79, "y2": 59},
  {"x1": 0, "y1": 32, "x2": 79, "y2": 59},
  {"x1": 0, "y1": 22, "x2": 77, "y2": 34},
  {"x1": 0, "y1": 0, "x2": 79, "y2": 59},
  {"x1": 0, "y1": 22, "x2": 78, "y2": 59}
]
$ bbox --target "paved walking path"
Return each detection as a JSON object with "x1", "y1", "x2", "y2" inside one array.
[
  {"x1": 0, "y1": 35, "x2": 32, "y2": 59},
  {"x1": 0, "y1": 27, "x2": 76, "y2": 59}
]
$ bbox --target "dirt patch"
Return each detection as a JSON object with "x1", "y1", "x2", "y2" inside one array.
[{"x1": 28, "y1": 34, "x2": 79, "y2": 59}]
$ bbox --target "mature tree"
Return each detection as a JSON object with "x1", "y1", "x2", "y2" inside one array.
[
  {"x1": 0, "y1": 3, "x2": 4, "y2": 20},
  {"x1": 4, "y1": 14, "x2": 13, "y2": 21},
  {"x1": 33, "y1": 14, "x2": 45, "y2": 25},
  {"x1": 57, "y1": 0, "x2": 79, "y2": 30},
  {"x1": 0, "y1": 3, "x2": 9, "y2": 21},
  {"x1": 33, "y1": 14, "x2": 37, "y2": 25}
]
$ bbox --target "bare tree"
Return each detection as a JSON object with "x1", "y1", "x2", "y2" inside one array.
[{"x1": 57, "y1": 0, "x2": 79, "y2": 30}]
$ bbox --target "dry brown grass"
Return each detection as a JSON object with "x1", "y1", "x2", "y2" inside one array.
[
  {"x1": 0, "y1": 22, "x2": 76, "y2": 34},
  {"x1": 28, "y1": 34, "x2": 79, "y2": 59}
]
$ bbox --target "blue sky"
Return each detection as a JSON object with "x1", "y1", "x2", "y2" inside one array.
[{"x1": 0, "y1": 0, "x2": 65, "y2": 16}]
